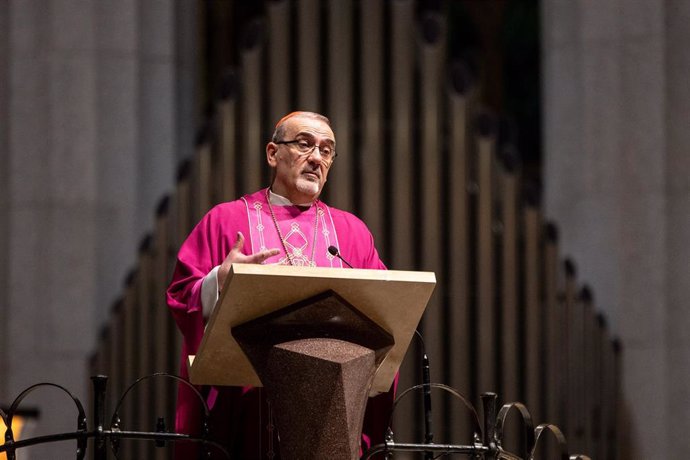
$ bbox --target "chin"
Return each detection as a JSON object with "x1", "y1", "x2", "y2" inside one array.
[{"x1": 295, "y1": 179, "x2": 321, "y2": 198}]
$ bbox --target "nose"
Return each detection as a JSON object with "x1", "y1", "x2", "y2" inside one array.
[{"x1": 307, "y1": 145, "x2": 325, "y2": 163}]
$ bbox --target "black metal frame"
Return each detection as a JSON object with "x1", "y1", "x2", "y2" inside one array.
[
  {"x1": 1, "y1": 374, "x2": 592, "y2": 459},
  {"x1": 361, "y1": 385, "x2": 592, "y2": 460},
  {"x1": 0, "y1": 374, "x2": 230, "y2": 460}
]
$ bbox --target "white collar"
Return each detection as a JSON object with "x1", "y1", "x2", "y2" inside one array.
[{"x1": 268, "y1": 189, "x2": 314, "y2": 207}]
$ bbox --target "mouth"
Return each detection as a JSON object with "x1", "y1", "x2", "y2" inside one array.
[{"x1": 302, "y1": 171, "x2": 320, "y2": 181}]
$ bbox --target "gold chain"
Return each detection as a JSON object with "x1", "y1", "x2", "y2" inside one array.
[{"x1": 265, "y1": 188, "x2": 320, "y2": 266}]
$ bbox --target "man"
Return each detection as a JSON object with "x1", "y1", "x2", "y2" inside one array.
[{"x1": 167, "y1": 111, "x2": 394, "y2": 458}]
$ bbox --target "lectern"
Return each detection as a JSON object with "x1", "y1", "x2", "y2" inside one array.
[{"x1": 188, "y1": 264, "x2": 436, "y2": 460}]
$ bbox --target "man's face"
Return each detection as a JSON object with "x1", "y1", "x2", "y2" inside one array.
[{"x1": 266, "y1": 115, "x2": 336, "y2": 203}]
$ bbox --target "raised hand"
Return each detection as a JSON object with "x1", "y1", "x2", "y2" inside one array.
[{"x1": 217, "y1": 232, "x2": 281, "y2": 291}]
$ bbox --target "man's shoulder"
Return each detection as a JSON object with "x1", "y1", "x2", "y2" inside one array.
[
  {"x1": 209, "y1": 189, "x2": 266, "y2": 212},
  {"x1": 200, "y1": 197, "x2": 258, "y2": 227},
  {"x1": 322, "y1": 203, "x2": 370, "y2": 230},
  {"x1": 208, "y1": 198, "x2": 249, "y2": 215}
]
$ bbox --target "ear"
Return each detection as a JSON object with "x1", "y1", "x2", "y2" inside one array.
[{"x1": 266, "y1": 142, "x2": 279, "y2": 167}]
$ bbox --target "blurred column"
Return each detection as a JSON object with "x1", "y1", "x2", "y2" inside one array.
[
  {"x1": 297, "y1": 0, "x2": 320, "y2": 110},
  {"x1": 7, "y1": 2, "x2": 99, "y2": 458},
  {"x1": 3, "y1": 1, "x2": 189, "y2": 457},
  {"x1": 389, "y1": 0, "x2": 416, "y2": 444},
  {"x1": 359, "y1": 0, "x2": 384, "y2": 242},
  {"x1": 327, "y1": 0, "x2": 354, "y2": 212},
  {"x1": 665, "y1": 0, "x2": 690, "y2": 454},
  {"x1": 267, "y1": 0, "x2": 290, "y2": 125},
  {"x1": 137, "y1": 0, "x2": 177, "y2": 233},
  {"x1": 542, "y1": 0, "x2": 668, "y2": 457},
  {"x1": 175, "y1": 0, "x2": 198, "y2": 163},
  {"x1": 95, "y1": 0, "x2": 139, "y2": 326},
  {"x1": 0, "y1": 0, "x2": 9, "y2": 403}
]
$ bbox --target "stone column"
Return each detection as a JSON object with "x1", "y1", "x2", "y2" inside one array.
[
  {"x1": 174, "y1": 0, "x2": 198, "y2": 163},
  {"x1": 616, "y1": 1, "x2": 668, "y2": 457},
  {"x1": 7, "y1": 1, "x2": 99, "y2": 457},
  {"x1": 0, "y1": 0, "x2": 9, "y2": 403},
  {"x1": 136, "y1": 0, "x2": 176, "y2": 234},
  {"x1": 664, "y1": 0, "x2": 690, "y2": 453},
  {"x1": 542, "y1": 0, "x2": 668, "y2": 457},
  {"x1": 93, "y1": 0, "x2": 196, "y2": 325},
  {"x1": 95, "y1": 0, "x2": 140, "y2": 325},
  {"x1": 2, "y1": 1, "x2": 190, "y2": 456}
]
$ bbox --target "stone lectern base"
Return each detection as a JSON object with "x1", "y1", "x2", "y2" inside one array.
[
  {"x1": 232, "y1": 290, "x2": 395, "y2": 460},
  {"x1": 263, "y1": 338, "x2": 375, "y2": 460}
]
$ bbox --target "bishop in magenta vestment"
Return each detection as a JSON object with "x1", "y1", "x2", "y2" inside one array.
[{"x1": 167, "y1": 188, "x2": 394, "y2": 459}]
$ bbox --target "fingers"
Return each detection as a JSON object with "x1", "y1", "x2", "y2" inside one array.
[
  {"x1": 227, "y1": 232, "x2": 280, "y2": 265},
  {"x1": 246, "y1": 248, "x2": 281, "y2": 264}
]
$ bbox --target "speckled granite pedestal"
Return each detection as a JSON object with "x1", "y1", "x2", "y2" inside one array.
[
  {"x1": 232, "y1": 290, "x2": 395, "y2": 460},
  {"x1": 264, "y1": 338, "x2": 375, "y2": 460}
]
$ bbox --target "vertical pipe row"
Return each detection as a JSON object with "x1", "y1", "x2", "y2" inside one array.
[
  {"x1": 109, "y1": 300, "x2": 123, "y2": 437},
  {"x1": 153, "y1": 197, "x2": 173, "y2": 460},
  {"x1": 601, "y1": 334, "x2": 612, "y2": 460},
  {"x1": 122, "y1": 274, "x2": 137, "y2": 459},
  {"x1": 216, "y1": 87, "x2": 238, "y2": 203},
  {"x1": 581, "y1": 288, "x2": 594, "y2": 454},
  {"x1": 610, "y1": 339, "x2": 622, "y2": 460},
  {"x1": 194, "y1": 139, "x2": 213, "y2": 221},
  {"x1": 266, "y1": 0, "x2": 291, "y2": 125},
  {"x1": 476, "y1": 113, "x2": 497, "y2": 397},
  {"x1": 499, "y1": 150, "x2": 520, "y2": 452},
  {"x1": 240, "y1": 22, "x2": 264, "y2": 194},
  {"x1": 390, "y1": 0, "x2": 415, "y2": 272},
  {"x1": 104, "y1": 305, "x2": 117, "y2": 420},
  {"x1": 327, "y1": 0, "x2": 354, "y2": 211},
  {"x1": 447, "y1": 62, "x2": 473, "y2": 441},
  {"x1": 523, "y1": 201, "x2": 542, "y2": 422},
  {"x1": 137, "y1": 240, "x2": 153, "y2": 459},
  {"x1": 389, "y1": 0, "x2": 417, "y2": 443},
  {"x1": 563, "y1": 260, "x2": 578, "y2": 446},
  {"x1": 419, "y1": 11, "x2": 445, "y2": 406},
  {"x1": 544, "y1": 223, "x2": 562, "y2": 459},
  {"x1": 499, "y1": 151, "x2": 519, "y2": 404},
  {"x1": 592, "y1": 314, "x2": 605, "y2": 459},
  {"x1": 172, "y1": 164, "x2": 192, "y2": 420},
  {"x1": 359, "y1": 0, "x2": 385, "y2": 242},
  {"x1": 572, "y1": 287, "x2": 585, "y2": 451},
  {"x1": 297, "y1": 0, "x2": 320, "y2": 110}
]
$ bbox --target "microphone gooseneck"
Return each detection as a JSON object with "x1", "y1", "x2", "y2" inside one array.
[
  {"x1": 422, "y1": 351, "x2": 433, "y2": 457},
  {"x1": 414, "y1": 330, "x2": 434, "y2": 459},
  {"x1": 327, "y1": 245, "x2": 354, "y2": 268}
]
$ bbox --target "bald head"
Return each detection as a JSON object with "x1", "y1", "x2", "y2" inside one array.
[{"x1": 271, "y1": 111, "x2": 332, "y2": 143}]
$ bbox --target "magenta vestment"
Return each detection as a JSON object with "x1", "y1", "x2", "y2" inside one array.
[{"x1": 167, "y1": 189, "x2": 395, "y2": 459}]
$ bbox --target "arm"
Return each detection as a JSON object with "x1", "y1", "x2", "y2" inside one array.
[
  {"x1": 200, "y1": 232, "x2": 280, "y2": 318},
  {"x1": 166, "y1": 211, "x2": 218, "y2": 343},
  {"x1": 167, "y1": 208, "x2": 279, "y2": 345}
]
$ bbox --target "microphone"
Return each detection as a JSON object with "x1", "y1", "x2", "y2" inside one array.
[
  {"x1": 414, "y1": 330, "x2": 433, "y2": 459},
  {"x1": 422, "y1": 351, "x2": 433, "y2": 459},
  {"x1": 327, "y1": 245, "x2": 354, "y2": 268}
]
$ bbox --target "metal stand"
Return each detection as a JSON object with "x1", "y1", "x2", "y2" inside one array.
[
  {"x1": 0, "y1": 374, "x2": 230, "y2": 460},
  {"x1": 362, "y1": 387, "x2": 592, "y2": 460},
  {"x1": 1, "y1": 374, "x2": 594, "y2": 459}
]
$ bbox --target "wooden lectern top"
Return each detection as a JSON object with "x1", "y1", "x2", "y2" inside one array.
[{"x1": 188, "y1": 264, "x2": 436, "y2": 395}]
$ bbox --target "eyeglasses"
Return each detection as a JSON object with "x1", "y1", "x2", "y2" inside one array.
[{"x1": 274, "y1": 138, "x2": 337, "y2": 165}]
